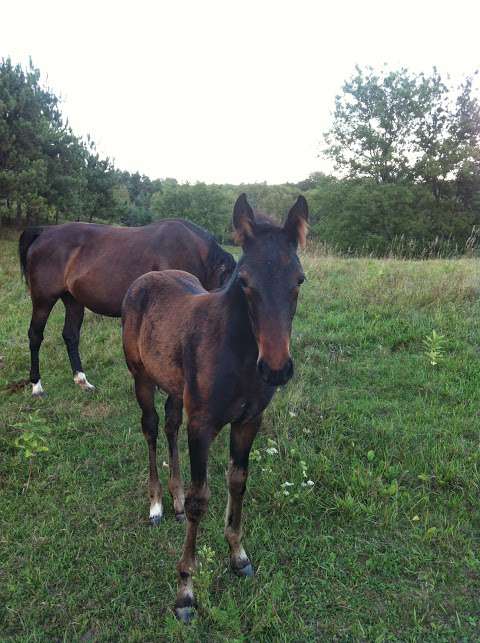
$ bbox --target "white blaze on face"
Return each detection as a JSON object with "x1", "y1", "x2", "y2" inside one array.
[
  {"x1": 32, "y1": 380, "x2": 44, "y2": 396},
  {"x1": 149, "y1": 501, "x2": 163, "y2": 520},
  {"x1": 73, "y1": 371, "x2": 95, "y2": 391}
]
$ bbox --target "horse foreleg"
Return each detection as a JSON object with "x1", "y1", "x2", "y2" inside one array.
[
  {"x1": 224, "y1": 415, "x2": 262, "y2": 577},
  {"x1": 134, "y1": 375, "x2": 163, "y2": 524},
  {"x1": 29, "y1": 298, "x2": 56, "y2": 396},
  {"x1": 175, "y1": 421, "x2": 214, "y2": 623},
  {"x1": 62, "y1": 294, "x2": 94, "y2": 391},
  {"x1": 164, "y1": 396, "x2": 185, "y2": 521}
]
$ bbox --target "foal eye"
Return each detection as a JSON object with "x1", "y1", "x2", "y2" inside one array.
[{"x1": 297, "y1": 275, "x2": 305, "y2": 286}]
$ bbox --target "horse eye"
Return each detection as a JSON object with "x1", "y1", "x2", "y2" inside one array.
[{"x1": 297, "y1": 275, "x2": 305, "y2": 286}]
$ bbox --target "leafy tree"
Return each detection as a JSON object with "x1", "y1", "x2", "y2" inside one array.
[{"x1": 323, "y1": 66, "x2": 480, "y2": 194}]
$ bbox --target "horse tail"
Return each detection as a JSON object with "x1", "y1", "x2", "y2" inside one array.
[{"x1": 19, "y1": 227, "x2": 44, "y2": 286}]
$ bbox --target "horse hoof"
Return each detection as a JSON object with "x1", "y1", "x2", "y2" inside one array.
[
  {"x1": 233, "y1": 562, "x2": 254, "y2": 578},
  {"x1": 74, "y1": 373, "x2": 95, "y2": 392},
  {"x1": 32, "y1": 391, "x2": 46, "y2": 398},
  {"x1": 175, "y1": 512, "x2": 186, "y2": 522},
  {"x1": 32, "y1": 381, "x2": 46, "y2": 397},
  {"x1": 175, "y1": 606, "x2": 195, "y2": 624},
  {"x1": 149, "y1": 514, "x2": 163, "y2": 526}
]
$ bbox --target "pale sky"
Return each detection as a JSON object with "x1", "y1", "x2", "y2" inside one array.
[{"x1": 2, "y1": 0, "x2": 479, "y2": 184}]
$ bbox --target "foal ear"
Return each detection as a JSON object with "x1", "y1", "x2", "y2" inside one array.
[
  {"x1": 284, "y1": 196, "x2": 309, "y2": 249},
  {"x1": 232, "y1": 193, "x2": 255, "y2": 245}
]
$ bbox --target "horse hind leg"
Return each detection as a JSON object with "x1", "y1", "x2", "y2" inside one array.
[
  {"x1": 28, "y1": 297, "x2": 57, "y2": 397},
  {"x1": 61, "y1": 293, "x2": 94, "y2": 392},
  {"x1": 164, "y1": 396, "x2": 185, "y2": 521}
]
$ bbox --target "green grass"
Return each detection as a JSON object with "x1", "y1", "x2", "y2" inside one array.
[{"x1": 1, "y1": 235, "x2": 480, "y2": 642}]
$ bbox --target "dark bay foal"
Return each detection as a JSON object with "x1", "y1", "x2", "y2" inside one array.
[
  {"x1": 122, "y1": 194, "x2": 308, "y2": 622},
  {"x1": 19, "y1": 219, "x2": 235, "y2": 396}
]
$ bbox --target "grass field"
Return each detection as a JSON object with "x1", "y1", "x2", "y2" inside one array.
[{"x1": 1, "y1": 234, "x2": 480, "y2": 642}]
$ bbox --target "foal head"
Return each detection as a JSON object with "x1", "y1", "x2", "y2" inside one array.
[{"x1": 232, "y1": 193, "x2": 308, "y2": 386}]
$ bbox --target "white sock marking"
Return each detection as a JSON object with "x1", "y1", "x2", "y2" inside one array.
[
  {"x1": 149, "y1": 501, "x2": 163, "y2": 519},
  {"x1": 73, "y1": 371, "x2": 95, "y2": 390},
  {"x1": 32, "y1": 380, "x2": 44, "y2": 396}
]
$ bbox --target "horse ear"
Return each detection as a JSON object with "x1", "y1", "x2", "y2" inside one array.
[
  {"x1": 284, "y1": 196, "x2": 309, "y2": 249},
  {"x1": 232, "y1": 194, "x2": 255, "y2": 245}
]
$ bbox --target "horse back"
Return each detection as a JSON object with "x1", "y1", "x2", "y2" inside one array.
[{"x1": 24, "y1": 220, "x2": 214, "y2": 315}]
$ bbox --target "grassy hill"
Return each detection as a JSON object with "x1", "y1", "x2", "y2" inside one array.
[{"x1": 1, "y1": 235, "x2": 480, "y2": 641}]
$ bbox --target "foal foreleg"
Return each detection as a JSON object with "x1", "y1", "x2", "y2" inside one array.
[
  {"x1": 164, "y1": 396, "x2": 185, "y2": 521},
  {"x1": 134, "y1": 376, "x2": 163, "y2": 524},
  {"x1": 175, "y1": 421, "x2": 213, "y2": 623},
  {"x1": 224, "y1": 415, "x2": 262, "y2": 577},
  {"x1": 62, "y1": 294, "x2": 94, "y2": 391}
]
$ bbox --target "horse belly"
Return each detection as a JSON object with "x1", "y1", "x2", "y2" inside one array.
[{"x1": 68, "y1": 275, "x2": 128, "y2": 317}]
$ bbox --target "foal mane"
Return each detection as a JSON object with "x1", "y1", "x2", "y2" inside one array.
[{"x1": 232, "y1": 210, "x2": 282, "y2": 245}]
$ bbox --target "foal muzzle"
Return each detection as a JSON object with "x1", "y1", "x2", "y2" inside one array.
[{"x1": 257, "y1": 357, "x2": 294, "y2": 386}]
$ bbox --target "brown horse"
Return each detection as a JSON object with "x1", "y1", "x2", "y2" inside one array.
[
  {"x1": 122, "y1": 194, "x2": 308, "y2": 622},
  {"x1": 19, "y1": 219, "x2": 236, "y2": 396}
]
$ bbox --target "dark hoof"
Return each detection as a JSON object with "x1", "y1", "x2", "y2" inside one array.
[
  {"x1": 149, "y1": 514, "x2": 163, "y2": 526},
  {"x1": 233, "y1": 562, "x2": 254, "y2": 577},
  {"x1": 175, "y1": 606, "x2": 195, "y2": 624},
  {"x1": 175, "y1": 512, "x2": 186, "y2": 522}
]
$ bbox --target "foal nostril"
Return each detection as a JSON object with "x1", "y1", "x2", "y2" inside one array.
[
  {"x1": 257, "y1": 358, "x2": 270, "y2": 383},
  {"x1": 257, "y1": 358, "x2": 294, "y2": 386},
  {"x1": 284, "y1": 358, "x2": 294, "y2": 382}
]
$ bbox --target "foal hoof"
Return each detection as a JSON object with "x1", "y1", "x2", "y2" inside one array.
[
  {"x1": 233, "y1": 561, "x2": 254, "y2": 578},
  {"x1": 175, "y1": 512, "x2": 186, "y2": 523},
  {"x1": 149, "y1": 514, "x2": 163, "y2": 526},
  {"x1": 175, "y1": 606, "x2": 195, "y2": 624}
]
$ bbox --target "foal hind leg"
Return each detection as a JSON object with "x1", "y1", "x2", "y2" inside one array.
[
  {"x1": 61, "y1": 294, "x2": 94, "y2": 392},
  {"x1": 164, "y1": 396, "x2": 185, "y2": 521},
  {"x1": 224, "y1": 415, "x2": 262, "y2": 577},
  {"x1": 28, "y1": 297, "x2": 56, "y2": 396},
  {"x1": 134, "y1": 374, "x2": 163, "y2": 525}
]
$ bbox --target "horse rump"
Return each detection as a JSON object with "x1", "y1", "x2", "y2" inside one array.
[{"x1": 19, "y1": 227, "x2": 44, "y2": 285}]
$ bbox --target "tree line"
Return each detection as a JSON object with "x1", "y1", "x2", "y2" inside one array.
[{"x1": 1, "y1": 58, "x2": 479, "y2": 255}]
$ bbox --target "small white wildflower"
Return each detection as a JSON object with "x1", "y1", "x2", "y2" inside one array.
[
  {"x1": 289, "y1": 411, "x2": 297, "y2": 418},
  {"x1": 301, "y1": 482, "x2": 307, "y2": 487},
  {"x1": 162, "y1": 461, "x2": 169, "y2": 468},
  {"x1": 281, "y1": 481, "x2": 294, "y2": 488},
  {"x1": 283, "y1": 490, "x2": 290, "y2": 496},
  {"x1": 306, "y1": 480, "x2": 314, "y2": 487},
  {"x1": 266, "y1": 447, "x2": 278, "y2": 456}
]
